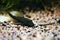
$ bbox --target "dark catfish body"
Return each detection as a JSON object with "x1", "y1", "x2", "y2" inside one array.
[{"x1": 8, "y1": 12, "x2": 34, "y2": 27}]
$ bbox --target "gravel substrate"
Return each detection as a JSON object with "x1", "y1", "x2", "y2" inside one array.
[{"x1": 0, "y1": 11, "x2": 60, "y2": 40}]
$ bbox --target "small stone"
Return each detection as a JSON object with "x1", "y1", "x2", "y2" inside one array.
[
  {"x1": 4, "y1": 21, "x2": 7, "y2": 23},
  {"x1": 33, "y1": 34, "x2": 36, "y2": 37},
  {"x1": 58, "y1": 38, "x2": 60, "y2": 40},
  {"x1": 8, "y1": 33, "x2": 10, "y2": 35},
  {"x1": 37, "y1": 18, "x2": 39, "y2": 20},
  {"x1": 41, "y1": 30, "x2": 43, "y2": 32},
  {"x1": 17, "y1": 35, "x2": 20, "y2": 38},
  {"x1": 28, "y1": 31, "x2": 30, "y2": 32},
  {"x1": 16, "y1": 27, "x2": 20, "y2": 30},
  {"x1": 2, "y1": 24, "x2": 6, "y2": 26},
  {"x1": 57, "y1": 20, "x2": 60, "y2": 24},
  {"x1": 58, "y1": 30, "x2": 60, "y2": 32},
  {"x1": 55, "y1": 26, "x2": 58, "y2": 30},
  {"x1": 54, "y1": 34, "x2": 57, "y2": 37},
  {"x1": 52, "y1": 32, "x2": 57, "y2": 37}
]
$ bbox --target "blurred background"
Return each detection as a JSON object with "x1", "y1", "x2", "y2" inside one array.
[{"x1": 0, "y1": 0, "x2": 60, "y2": 11}]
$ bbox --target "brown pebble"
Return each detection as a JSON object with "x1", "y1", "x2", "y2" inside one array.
[
  {"x1": 8, "y1": 33, "x2": 10, "y2": 35},
  {"x1": 15, "y1": 27, "x2": 20, "y2": 30},
  {"x1": 17, "y1": 35, "x2": 20, "y2": 38},
  {"x1": 33, "y1": 34, "x2": 36, "y2": 37},
  {"x1": 2, "y1": 27, "x2": 4, "y2": 30},
  {"x1": 20, "y1": 37, "x2": 22, "y2": 40},
  {"x1": 58, "y1": 30, "x2": 60, "y2": 32}
]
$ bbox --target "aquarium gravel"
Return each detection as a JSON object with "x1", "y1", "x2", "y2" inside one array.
[{"x1": 0, "y1": 11, "x2": 60, "y2": 40}]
